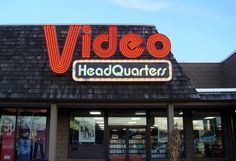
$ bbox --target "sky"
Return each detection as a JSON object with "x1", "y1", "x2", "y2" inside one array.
[{"x1": 0, "y1": 0, "x2": 236, "y2": 62}]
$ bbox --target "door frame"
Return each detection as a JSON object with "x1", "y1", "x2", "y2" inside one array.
[{"x1": 108, "y1": 125, "x2": 147, "y2": 161}]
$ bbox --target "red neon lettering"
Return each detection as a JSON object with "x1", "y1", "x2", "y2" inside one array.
[
  {"x1": 93, "y1": 25, "x2": 117, "y2": 58},
  {"x1": 120, "y1": 33, "x2": 144, "y2": 58},
  {"x1": 147, "y1": 33, "x2": 171, "y2": 58},
  {"x1": 82, "y1": 25, "x2": 91, "y2": 58},
  {"x1": 44, "y1": 25, "x2": 172, "y2": 74},
  {"x1": 44, "y1": 25, "x2": 81, "y2": 74}
]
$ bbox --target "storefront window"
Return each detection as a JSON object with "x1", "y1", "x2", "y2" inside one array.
[
  {"x1": 174, "y1": 110, "x2": 185, "y2": 158},
  {"x1": 192, "y1": 111, "x2": 224, "y2": 158},
  {"x1": 69, "y1": 110, "x2": 105, "y2": 159},
  {"x1": 150, "y1": 110, "x2": 168, "y2": 159},
  {"x1": 0, "y1": 108, "x2": 48, "y2": 161}
]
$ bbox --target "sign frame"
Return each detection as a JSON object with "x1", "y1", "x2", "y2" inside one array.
[{"x1": 72, "y1": 59, "x2": 172, "y2": 82}]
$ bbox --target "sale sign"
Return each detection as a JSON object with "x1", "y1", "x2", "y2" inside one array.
[{"x1": 1, "y1": 115, "x2": 16, "y2": 161}]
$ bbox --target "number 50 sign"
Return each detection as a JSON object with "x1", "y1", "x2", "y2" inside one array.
[{"x1": 1, "y1": 115, "x2": 16, "y2": 161}]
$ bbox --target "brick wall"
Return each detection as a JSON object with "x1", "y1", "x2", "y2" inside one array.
[
  {"x1": 56, "y1": 108, "x2": 69, "y2": 161},
  {"x1": 223, "y1": 52, "x2": 236, "y2": 87}
]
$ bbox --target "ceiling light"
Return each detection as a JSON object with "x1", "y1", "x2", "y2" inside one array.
[
  {"x1": 96, "y1": 121, "x2": 104, "y2": 124},
  {"x1": 135, "y1": 112, "x2": 146, "y2": 115},
  {"x1": 153, "y1": 124, "x2": 159, "y2": 127},
  {"x1": 40, "y1": 109, "x2": 47, "y2": 113},
  {"x1": 112, "y1": 129, "x2": 118, "y2": 132},
  {"x1": 90, "y1": 111, "x2": 101, "y2": 115},
  {"x1": 204, "y1": 117, "x2": 215, "y2": 119},
  {"x1": 151, "y1": 127, "x2": 155, "y2": 129},
  {"x1": 131, "y1": 117, "x2": 141, "y2": 120},
  {"x1": 179, "y1": 112, "x2": 183, "y2": 115},
  {"x1": 93, "y1": 117, "x2": 103, "y2": 120},
  {"x1": 128, "y1": 121, "x2": 136, "y2": 124}
]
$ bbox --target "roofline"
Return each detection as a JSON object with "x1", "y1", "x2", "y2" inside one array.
[
  {"x1": 221, "y1": 49, "x2": 236, "y2": 63},
  {"x1": 197, "y1": 88, "x2": 236, "y2": 92},
  {"x1": 0, "y1": 23, "x2": 156, "y2": 26},
  {"x1": 179, "y1": 61, "x2": 221, "y2": 64}
]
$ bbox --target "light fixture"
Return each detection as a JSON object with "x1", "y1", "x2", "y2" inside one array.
[
  {"x1": 153, "y1": 124, "x2": 159, "y2": 127},
  {"x1": 90, "y1": 111, "x2": 101, "y2": 115},
  {"x1": 235, "y1": 110, "x2": 236, "y2": 113},
  {"x1": 179, "y1": 112, "x2": 183, "y2": 115},
  {"x1": 135, "y1": 112, "x2": 146, "y2": 115},
  {"x1": 112, "y1": 129, "x2": 118, "y2": 132},
  {"x1": 40, "y1": 109, "x2": 47, "y2": 113},
  {"x1": 204, "y1": 117, "x2": 215, "y2": 119},
  {"x1": 151, "y1": 127, "x2": 155, "y2": 129},
  {"x1": 96, "y1": 121, "x2": 104, "y2": 124},
  {"x1": 128, "y1": 121, "x2": 136, "y2": 124},
  {"x1": 93, "y1": 117, "x2": 103, "y2": 120},
  {"x1": 131, "y1": 117, "x2": 141, "y2": 120}
]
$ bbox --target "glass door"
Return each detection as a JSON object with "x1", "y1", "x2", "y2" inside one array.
[
  {"x1": 109, "y1": 127, "x2": 146, "y2": 161},
  {"x1": 109, "y1": 127, "x2": 127, "y2": 161},
  {"x1": 128, "y1": 128, "x2": 146, "y2": 161}
]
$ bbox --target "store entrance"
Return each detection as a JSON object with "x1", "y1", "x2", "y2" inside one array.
[{"x1": 108, "y1": 126, "x2": 146, "y2": 161}]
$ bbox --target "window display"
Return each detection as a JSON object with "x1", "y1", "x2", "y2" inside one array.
[
  {"x1": 70, "y1": 111, "x2": 104, "y2": 145},
  {"x1": 17, "y1": 115, "x2": 47, "y2": 161},
  {"x1": 0, "y1": 108, "x2": 48, "y2": 161},
  {"x1": 192, "y1": 111, "x2": 224, "y2": 158},
  {"x1": 69, "y1": 110, "x2": 105, "y2": 159}
]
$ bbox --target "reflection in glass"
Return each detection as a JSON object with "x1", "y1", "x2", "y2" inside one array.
[
  {"x1": 192, "y1": 111, "x2": 224, "y2": 158},
  {"x1": 174, "y1": 110, "x2": 185, "y2": 158},
  {"x1": 151, "y1": 111, "x2": 168, "y2": 159}
]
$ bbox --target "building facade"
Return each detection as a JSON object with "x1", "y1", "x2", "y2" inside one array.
[{"x1": 0, "y1": 25, "x2": 236, "y2": 161}]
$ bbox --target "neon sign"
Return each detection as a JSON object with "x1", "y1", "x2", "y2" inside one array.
[
  {"x1": 72, "y1": 60, "x2": 172, "y2": 82},
  {"x1": 44, "y1": 25, "x2": 171, "y2": 75}
]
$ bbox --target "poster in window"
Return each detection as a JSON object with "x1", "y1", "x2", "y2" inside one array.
[
  {"x1": 32, "y1": 117, "x2": 46, "y2": 160},
  {"x1": 18, "y1": 116, "x2": 31, "y2": 161},
  {"x1": 1, "y1": 115, "x2": 16, "y2": 161},
  {"x1": 79, "y1": 118, "x2": 95, "y2": 143}
]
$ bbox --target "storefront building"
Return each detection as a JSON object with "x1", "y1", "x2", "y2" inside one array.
[{"x1": 0, "y1": 25, "x2": 236, "y2": 161}]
